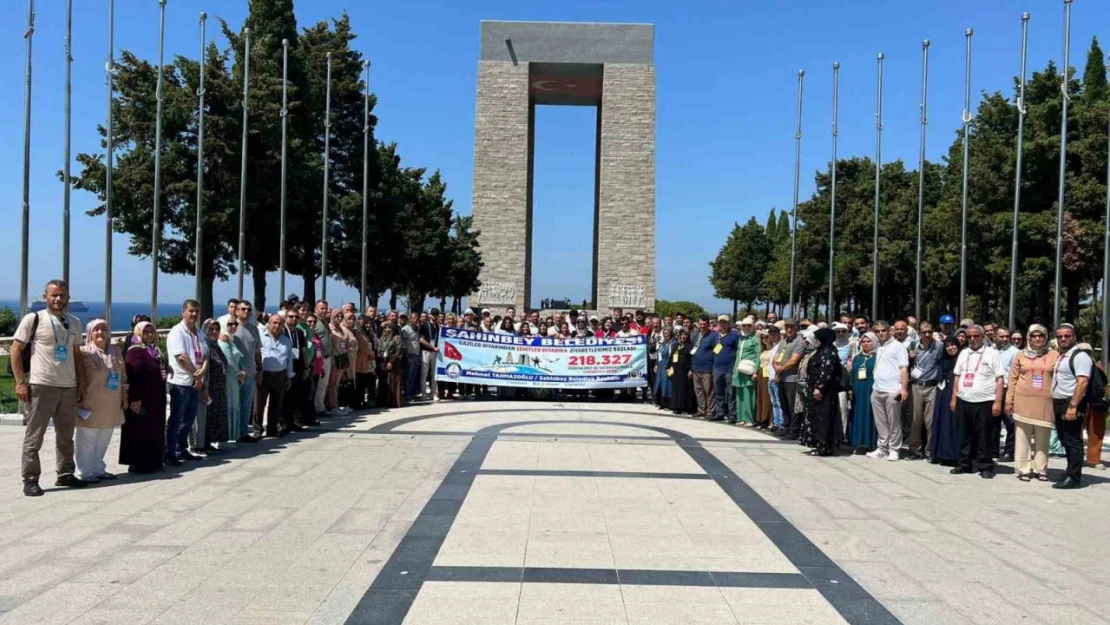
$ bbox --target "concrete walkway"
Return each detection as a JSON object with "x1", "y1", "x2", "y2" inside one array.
[{"x1": 1, "y1": 401, "x2": 1108, "y2": 625}]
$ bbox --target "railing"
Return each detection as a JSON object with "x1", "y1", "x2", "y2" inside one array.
[{"x1": 0, "y1": 328, "x2": 170, "y2": 352}]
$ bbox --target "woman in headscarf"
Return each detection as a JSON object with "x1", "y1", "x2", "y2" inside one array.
[
  {"x1": 653, "y1": 327, "x2": 675, "y2": 409},
  {"x1": 754, "y1": 330, "x2": 775, "y2": 429},
  {"x1": 954, "y1": 328, "x2": 968, "y2": 350},
  {"x1": 327, "y1": 310, "x2": 349, "y2": 413},
  {"x1": 339, "y1": 312, "x2": 360, "y2": 410},
  {"x1": 793, "y1": 329, "x2": 819, "y2": 437},
  {"x1": 732, "y1": 317, "x2": 761, "y2": 426},
  {"x1": 217, "y1": 317, "x2": 247, "y2": 443},
  {"x1": 75, "y1": 319, "x2": 126, "y2": 482},
  {"x1": 379, "y1": 322, "x2": 405, "y2": 408},
  {"x1": 928, "y1": 336, "x2": 963, "y2": 465},
  {"x1": 846, "y1": 332, "x2": 879, "y2": 454},
  {"x1": 121, "y1": 321, "x2": 168, "y2": 473},
  {"x1": 669, "y1": 328, "x2": 696, "y2": 415},
  {"x1": 1005, "y1": 324, "x2": 1057, "y2": 481},
  {"x1": 200, "y1": 318, "x2": 229, "y2": 451},
  {"x1": 801, "y1": 327, "x2": 844, "y2": 456}
]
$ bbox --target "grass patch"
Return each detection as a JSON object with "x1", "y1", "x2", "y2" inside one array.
[{"x1": 0, "y1": 355, "x2": 16, "y2": 413}]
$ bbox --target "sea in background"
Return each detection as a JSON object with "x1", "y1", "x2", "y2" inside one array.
[{"x1": 0, "y1": 300, "x2": 183, "y2": 333}]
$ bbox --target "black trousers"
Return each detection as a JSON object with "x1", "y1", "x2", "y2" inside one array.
[
  {"x1": 356, "y1": 372, "x2": 374, "y2": 408},
  {"x1": 956, "y1": 398, "x2": 995, "y2": 472},
  {"x1": 1054, "y1": 398, "x2": 1085, "y2": 482},
  {"x1": 301, "y1": 375, "x2": 318, "y2": 424},
  {"x1": 989, "y1": 410, "x2": 1015, "y2": 458},
  {"x1": 256, "y1": 371, "x2": 287, "y2": 436},
  {"x1": 646, "y1": 359, "x2": 656, "y2": 402}
]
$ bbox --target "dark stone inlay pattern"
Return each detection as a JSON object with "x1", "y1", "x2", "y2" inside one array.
[
  {"x1": 375, "y1": 429, "x2": 797, "y2": 445},
  {"x1": 345, "y1": 411, "x2": 903, "y2": 625},
  {"x1": 424, "y1": 566, "x2": 809, "y2": 589},
  {"x1": 476, "y1": 469, "x2": 712, "y2": 480}
]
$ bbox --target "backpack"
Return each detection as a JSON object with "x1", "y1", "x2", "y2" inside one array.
[
  {"x1": 1070, "y1": 348, "x2": 1109, "y2": 412},
  {"x1": 6, "y1": 312, "x2": 39, "y2": 377}
]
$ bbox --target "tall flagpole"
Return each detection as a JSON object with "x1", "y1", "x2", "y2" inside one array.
[
  {"x1": 871, "y1": 53, "x2": 884, "y2": 319},
  {"x1": 360, "y1": 60, "x2": 371, "y2": 309},
  {"x1": 195, "y1": 12, "x2": 207, "y2": 303},
  {"x1": 1009, "y1": 13, "x2": 1030, "y2": 330},
  {"x1": 915, "y1": 40, "x2": 930, "y2": 323},
  {"x1": 1053, "y1": 0, "x2": 1073, "y2": 329},
  {"x1": 827, "y1": 62, "x2": 839, "y2": 321},
  {"x1": 279, "y1": 38, "x2": 289, "y2": 301},
  {"x1": 151, "y1": 0, "x2": 167, "y2": 322},
  {"x1": 321, "y1": 52, "x2": 333, "y2": 301},
  {"x1": 236, "y1": 27, "x2": 251, "y2": 300},
  {"x1": 104, "y1": 0, "x2": 115, "y2": 330},
  {"x1": 1101, "y1": 54, "x2": 1110, "y2": 369},
  {"x1": 788, "y1": 70, "x2": 804, "y2": 317},
  {"x1": 63, "y1": 0, "x2": 72, "y2": 284},
  {"x1": 19, "y1": 0, "x2": 34, "y2": 319},
  {"x1": 959, "y1": 29, "x2": 973, "y2": 323}
]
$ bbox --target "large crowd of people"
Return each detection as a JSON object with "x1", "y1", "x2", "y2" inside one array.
[{"x1": 9, "y1": 278, "x2": 1107, "y2": 496}]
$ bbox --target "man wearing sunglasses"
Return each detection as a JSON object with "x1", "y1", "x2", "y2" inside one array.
[
  {"x1": 1051, "y1": 324, "x2": 1092, "y2": 490},
  {"x1": 950, "y1": 324, "x2": 1004, "y2": 479},
  {"x1": 907, "y1": 321, "x2": 941, "y2": 459}
]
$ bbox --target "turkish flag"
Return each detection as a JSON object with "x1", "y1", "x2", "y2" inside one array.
[{"x1": 443, "y1": 342, "x2": 463, "y2": 361}]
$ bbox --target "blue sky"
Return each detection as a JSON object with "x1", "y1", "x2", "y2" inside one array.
[{"x1": 1, "y1": 0, "x2": 1106, "y2": 311}]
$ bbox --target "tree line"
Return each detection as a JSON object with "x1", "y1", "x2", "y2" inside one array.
[
  {"x1": 72, "y1": 0, "x2": 482, "y2": 318},
  {"x1": 712, "y1": 38, "x2": 1110, "y2": 330}
]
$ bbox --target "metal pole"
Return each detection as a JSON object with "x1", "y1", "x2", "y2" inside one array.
[
  {"x1": 195, "y1": 12, "x2": 207, "y2": 303},
  {"x1": 104, "y1": 0, "x2": 115, "y2": 330},
  {"x1": 151, "y1": 0, "x2": 166, "y2": 323},
  {"x1": 1009, "y1": 14, "x2": 1030, "y2": 330},
  {"x1": 871, "y1": 53, "x2": 884, "y2": 319},
  {"x1": 1054, "y1": 0, "x2": 1073, "y2": 329},
  {"x1": 1101, "y1": 54, "x2": 1110, "y2": 369},
  {"x1": 236, "y1": 27, "x2": 251, "y2": 300},
  {"x1": 63, "y1": 0, "x2": 72, "y2": 284},
  {"x1": 19, "y1": 0, "x2": 34, "y2": 319},
  {"x1": 959, "y1": 29, "x2": 973, "y2": 323},
  {"x1": 915, "y1": 40, "x2": 930, "y2": 323},
  {"x1": 360, "y1": 60, "x2": 371, "y2": 309},
  {"x1": 279, "y1": 38, "x2": 289, "y2": 302},
  {"x1": 788, "y1": 70, "x2": 804, "y2": 318},
  {"x1": 321, "y1": 52, "x2": 332, "y2": 301},
  {"x1": 827, "y1": 62, "x2": 839, "y2": 321}
]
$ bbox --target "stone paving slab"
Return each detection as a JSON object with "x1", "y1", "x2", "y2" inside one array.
[{"x1": 1, "y1": 400, "x2": 1109, "y2": 625}]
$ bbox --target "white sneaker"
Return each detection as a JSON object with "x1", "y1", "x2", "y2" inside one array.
[
  {"x1": 887, "y1": 451, "x2": 900, "y2": 462},
  {"x1": 866, "y1": 450, "x2": 886, "y2": 459}
]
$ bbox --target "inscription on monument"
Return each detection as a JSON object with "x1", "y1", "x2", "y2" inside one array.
[
  {"x1": 476, "y1": 282, "x2": 517, "y2": 305},
  {"x1": 608, "y1": 284, "x2": 646, "y2": 309}
]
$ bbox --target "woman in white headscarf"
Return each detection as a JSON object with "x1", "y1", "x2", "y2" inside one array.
[{"x1": 76, "y1": 318, "x2": 126, "y2": 482}]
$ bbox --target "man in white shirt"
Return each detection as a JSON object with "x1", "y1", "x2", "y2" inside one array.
[
  {"x1": 1050, "y1": 323, "x2": 1093, "y2": 489},
  {"x1": 11, "y1": 279, "x2": 88, "y2": 496},
  {"x1": 868, "y1": 320, "x2": 909, "y2": 461},
  {"x1": 991, "y1": 326, "x2": 1019, "y2": 461},
  {"x1": 949, "y1": 324, "x2": 1003, "y2": 479},
  {"x1": 166, "y1": 299, "x2": 208, "y2": 465}
]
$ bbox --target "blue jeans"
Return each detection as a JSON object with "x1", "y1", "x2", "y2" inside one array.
[
  {"x1": 167, "y1": 384, "x2": 199, "y2": 459},
  {"x1": 404, "y1": 354, "x2": 421, "y2": 399},
  {"x1": 239, "y1": 373, "x2": 256, "y2": 436},
  {"x1": 713, "y1": 370, "x2": 735, "y2": 420},
  {"x1": 768, "y1": 378, "x2": 784, "y2": 428}
]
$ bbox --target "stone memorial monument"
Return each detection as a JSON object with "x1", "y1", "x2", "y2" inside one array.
[{"x1": 470, "y1": 21, "x2": 656, "y2": 313}]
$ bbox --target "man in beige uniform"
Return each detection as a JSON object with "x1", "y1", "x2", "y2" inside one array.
[{"x1": 11, "y1": 279, "x2": 88, "y2": 496}]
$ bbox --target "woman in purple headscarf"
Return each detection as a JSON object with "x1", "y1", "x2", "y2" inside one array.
[{"x1": 120, "y1": 321, "x2": 168, "y2": 473}]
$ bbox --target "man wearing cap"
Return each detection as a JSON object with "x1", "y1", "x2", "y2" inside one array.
[
  {"x1": 734, "y1": 316, "x2": 760, "y2": 425},
  {"x1": 711, "y1": 315, "x2": 739, "y2": 422},
  {"x1": 907, "y1": 321, "x2": 941, "y2": 459},
  {"x1": 690, "y1": 315, "x2": 717, "y2": 418},
  {"x1": 772, "y1": 319, "x2": 806, "y2": 437}
]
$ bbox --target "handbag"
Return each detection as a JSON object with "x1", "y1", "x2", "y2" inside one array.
[{"x1": 737, "y1": 359, "x2": 758, "y2": 376}]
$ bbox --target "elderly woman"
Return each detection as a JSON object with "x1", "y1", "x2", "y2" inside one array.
[
  {"x1": 121, "y1": 321, "x2": 168, "y2": 473},
  {"x1": 76, "y1": 319, "x2": 126, "y2": 482},
  {"x1": 755, "y1": 330, "x2": 775, "y2": 429},
  {"x1": 733, "y1": 317, "x2": 761, "y2": 426},
  {"x1": 802, "y1": 327, "x2": 843, "y2": 456},
  {"x1": 653, "y1": 328, "x2": 676, "y2": 409},
  {"x1": 379, "y1": 322, "x2": 405, "y2": 408},
  {"x1": 1006, "y1": 324, "x2": 1057, "y2": 481},
  {"x1": 217, "y1": 318, "x2": 247, "y2": 443},
  {"x1": 339, "y1": 312, "x2": 361, "y2": 410},
  {"x1": 200, "y1": 318, "x2": 229, "y2": 451},
  {"x1": 847, "y1": 332, "x2": 879, "y2": 454}
]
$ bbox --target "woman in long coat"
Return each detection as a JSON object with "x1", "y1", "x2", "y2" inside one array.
[
  {"x1": 76, "y1": 319, "x2": 127, "y2": 482},
  {"x1": 217, "y1": 320, "x2": 246, "y2": 442},
  {"x1": 653, "y1": 328, "x2": 675, "y2": 409},
  {"x1": 802, "y1": 328, "x2": 843, "y2": 456},
  {"x1": 379, "y1": 322, "x2": 405, "y2": 408},
  {"x1": 755, "y1": 331, "x2": 775, "y2": 428},
  {"x1": 121, "y1": 321, "x2": 168, "y2": 473},
  {"x1": 929, "y1": 336, "x2": 963, "y2": 465},
  {"x1": 847, "y1": 332, "x2": 878, "y2": 454},
  {"x1": 201, "y1": 319, "x2": 229, "y2": 449},
  {"x1": 732, "y1": 319, "x2": 761, "y2": 425},
  {"x1": 670, "y1": 329, "x2": 697, "y2": 415}
]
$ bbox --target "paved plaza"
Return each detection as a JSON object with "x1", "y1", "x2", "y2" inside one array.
[{"x1": 1, "y1": 401, "x2": 1109, "y2": 625}]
